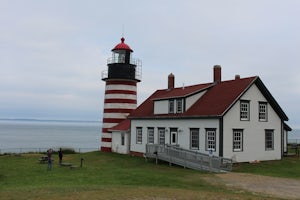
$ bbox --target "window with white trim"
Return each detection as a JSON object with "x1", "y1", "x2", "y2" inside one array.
[
  {"x1": 136, "y1": 127, "x2": 142, "y2": 144},
  {"x1": 240, "y1": 100, "x2": 250, "y2": 120},
  {"x1": 190, "y1": 128, "x2": 199, "y2": 150},
  {"x1": 259, "y1": 102, "x2": 268, "y2": 121},
  {"x1": 233, "y1": 129, "x2": 243, "y2": 152},
  {"x1": 158, "y1": 128, "x2": 165, "y2": 145},
  {"x1": 147, "y1": 127, "x2": 154, "y2": 144},
  {"x1": 206, "y1": 128, "x2": 216, "y2": 151},
  {"x1": 169, "y1": 100, "x2": 174, "y2": 113},
  {"x1": 265, "y1": 129, "x2": 274, "y2": 150},
  {"x1": 176, "y1": 99, "x2": 183, "y2": 113}
]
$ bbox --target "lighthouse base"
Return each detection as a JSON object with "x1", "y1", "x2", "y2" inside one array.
[{"x1": 101, "y1": 147, "x2": 112, "y2": 152}]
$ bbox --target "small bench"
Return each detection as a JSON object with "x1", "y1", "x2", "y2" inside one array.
[
  {"x1": 70, "y1": 165, "x2": 79, "y2": 169},
  {"x1": 38, "y1": 156, "x2": 48, "y2": 164}
]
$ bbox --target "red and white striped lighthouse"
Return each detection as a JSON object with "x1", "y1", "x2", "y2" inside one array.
[{"x1": 101, "y1": 37, "x2": 142, "y2": 152}]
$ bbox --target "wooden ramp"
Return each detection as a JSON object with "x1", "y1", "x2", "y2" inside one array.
[{"x1": 145, "y1": 144, "x2": 232, "y2": 172}]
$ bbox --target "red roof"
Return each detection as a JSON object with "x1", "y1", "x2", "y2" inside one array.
[
  {"x1": 185, "y1": 77, "x2": 256, "y2": 116},
  {"x1": 109, "y1": 119, "x2": 130, "y2": 132},
  {"x1": 112, "y1": 37, "x2": 133, "y2": 52},
  {"x1": 129, "y1": 76, "x2": 258, "y2": 118},
  {"x1": 153, "y1": 83, "x2": 213, "y2": 100}
]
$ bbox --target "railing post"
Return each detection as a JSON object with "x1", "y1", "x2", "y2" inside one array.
[
  {"x1": 209, "y1": 156, "x2": 212, "y2": 172},
  {"x1": 169, "y1": 147, "x2": 172, "y2": 166},
  {"x1": 200, "y1": 156, "x2": 203, "y2": 170}
]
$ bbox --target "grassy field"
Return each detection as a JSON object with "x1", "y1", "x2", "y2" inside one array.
[
  {"x1": 233, "y1": 156, "x2": 300, "y2": 178},
  {"x1": 0, "y1": 152, "x2": 298, "y2": 200}
]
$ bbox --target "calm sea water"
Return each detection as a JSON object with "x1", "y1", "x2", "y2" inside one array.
[
  {"x1": 0, "y1": 119, "x2": 299, "y2": 153},
  {"x1": 0, "y1": 119, "x2": 101, "y2": 153}
]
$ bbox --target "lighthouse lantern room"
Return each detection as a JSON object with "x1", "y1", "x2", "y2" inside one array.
[{"x1": 101, "y1": 38, "x2": 141, "y2": 152}]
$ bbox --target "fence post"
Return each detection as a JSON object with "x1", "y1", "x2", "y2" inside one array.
[{"x1": 184, "y1": 152, "x2": 186, "y2": 169}]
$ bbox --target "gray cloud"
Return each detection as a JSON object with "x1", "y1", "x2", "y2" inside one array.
[{"x1": 0, "y1": 0, "x2": 299, "y2": 128}]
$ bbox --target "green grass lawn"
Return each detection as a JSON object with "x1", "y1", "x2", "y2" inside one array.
[
  {"x1": 233, "y1": 156, "x2": 300, "y2": 178},
  {"x1": 0, "y1": 151, "x2": 298, "y2": 200}
]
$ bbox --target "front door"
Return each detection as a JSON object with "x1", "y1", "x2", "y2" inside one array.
[{"x1": 170, "y1": 131, "x2": 177, "y2": 145}]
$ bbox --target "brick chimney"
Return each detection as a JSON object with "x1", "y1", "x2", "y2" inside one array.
[
  {"x1": 213, "y1": 65, "x2": 221, "y2": 83},
  {"x1": 168, "y1": 73, "x2": 175, "y2": 90}
]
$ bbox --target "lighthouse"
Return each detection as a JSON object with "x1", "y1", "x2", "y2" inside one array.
[{"x1": 101, "y1": 37, "x2": 142, "y2": 152}]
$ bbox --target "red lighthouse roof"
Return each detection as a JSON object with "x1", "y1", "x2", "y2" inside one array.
[{"x1": 112, "y1": 37, "x2": 133, "y2": 52}]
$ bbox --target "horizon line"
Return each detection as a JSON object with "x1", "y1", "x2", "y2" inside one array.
[{"x1": 0, "y1": 118, "x2": 102, "y2": 123}]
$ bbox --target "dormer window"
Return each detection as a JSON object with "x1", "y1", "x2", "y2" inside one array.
[
  {"x1": 169, "y1": 100, "x2": 174, "y2": 113},
  {"x1": 168, "y1": 99, "x2": 184, "y2": 114},
  {"x1": 176, "y1": 99, "x2": 183, "y2": 113},
  {"x1": 176, "y1": 99, "x2": 182, "y2": 113}
]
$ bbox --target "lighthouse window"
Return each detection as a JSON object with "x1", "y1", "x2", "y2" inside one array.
[{"x1": 112, "y1": 51, "x2": 126, "y2": 63}]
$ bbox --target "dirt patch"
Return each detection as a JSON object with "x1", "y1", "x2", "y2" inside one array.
[{"x1": 205, "y1": 172, "x2": 300, "y2": 199}]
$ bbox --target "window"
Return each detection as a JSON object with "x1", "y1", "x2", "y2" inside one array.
[
  {"x1": 170, "y1": 129, "x2": 177, "y2": 145},
  {"x1": 147, "y1": 127, "x2": 154, "y2": 144},
  {"x1": 190, "y1": 128, "x2": 199, "y2": 150},
  {"x1": 233, "y1": 129, "x2": 243, "y2": 152},
  {"x1": 121, "y1": 133, "x2": 125, "y2": 145},
  {"x1": 112, "y1": 50, "x2": 126, "y2": 63},
  {"x1": 158, "y1": 128, "x2": 165, "y2": 145},
  {"x1": 169, "y1": 100, "x2": 174, "y2": 113},
  {"x1": 171, "y1": 132, "x2": 177, "y2": 144},
  {"x1": 240, "y1": 100, "x2": 250, "y2": 121},
  {"x1": 265, "y1": 129, "x2": 274, "y2": 150},
  {"x1": 136, "y1": 127, "x2": 142, "y2": 144},
  {"x1": 259, "y1": 102, "x2": 268, "y2": 121},
  {"x1": 176, "y1": 99, "x2": 183, "y2": 113},
  {"x1": 206, "y1": 128, "x2": 216, "y2": 151}
]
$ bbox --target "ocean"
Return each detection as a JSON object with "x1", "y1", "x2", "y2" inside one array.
[
  {"x1": 0, "y1": 119, "x2": 101, "y2": 153},
  {"x1": 0, "y1": 119, "x2": 299, "y2": 154}
]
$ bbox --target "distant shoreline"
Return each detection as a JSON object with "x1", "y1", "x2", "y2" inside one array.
[{"x1": 0, "y1": 118, "x2": 101, "y2": 123}]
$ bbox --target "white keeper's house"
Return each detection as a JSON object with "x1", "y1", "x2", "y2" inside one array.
[{"x1": 102, "y1": 38, "x2": 292, "y2": 163}]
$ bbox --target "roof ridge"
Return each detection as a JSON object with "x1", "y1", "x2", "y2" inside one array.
[{"x1": 157, "y1": 76, "x2": 258, "y2": 91}]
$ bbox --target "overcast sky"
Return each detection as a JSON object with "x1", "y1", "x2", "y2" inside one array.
[{"x1": 0, "y1": 0, "x2": 299, "y2": 128}]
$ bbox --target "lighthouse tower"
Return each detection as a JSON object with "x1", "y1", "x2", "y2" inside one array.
[{"x1": 101, "y1": 37, "x2": 142, "y2": 152}]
